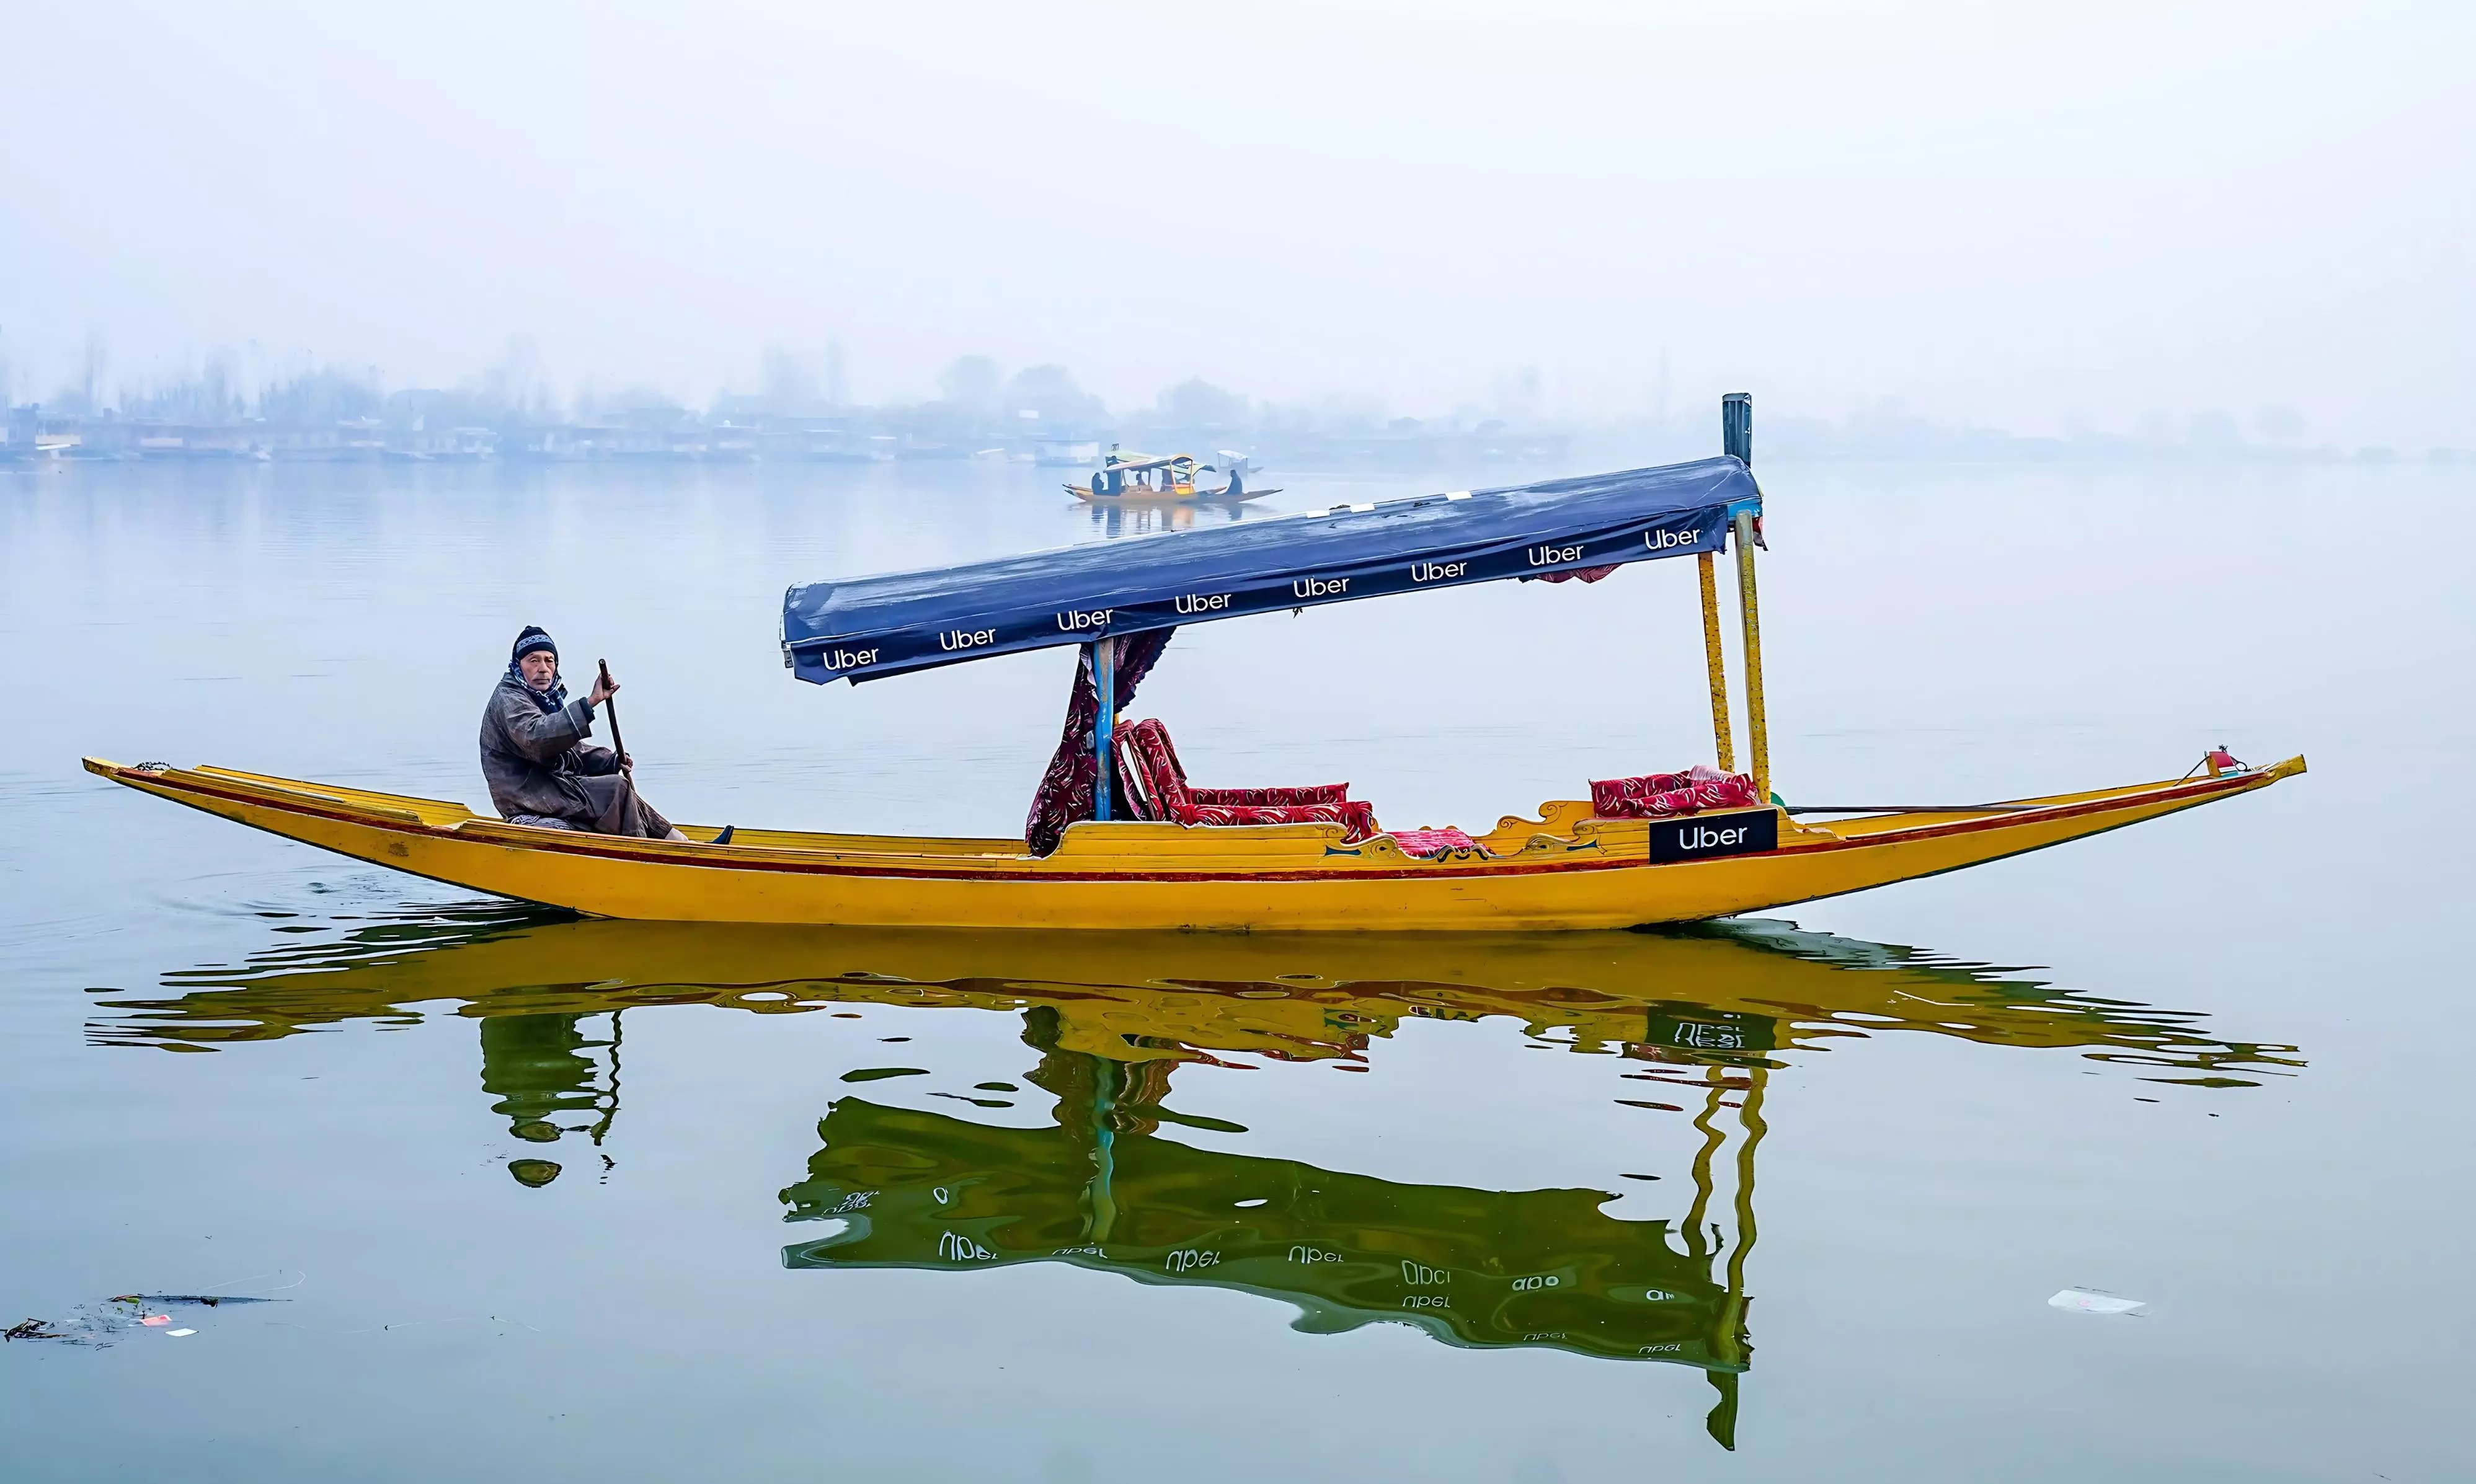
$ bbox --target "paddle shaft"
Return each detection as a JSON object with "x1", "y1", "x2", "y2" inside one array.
[{"x1": 597, "y1": 658, "x2": 627, "y2": 769}]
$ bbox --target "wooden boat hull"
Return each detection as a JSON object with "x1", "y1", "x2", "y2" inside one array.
[
  {"x1": 84, "y1": 754, "x2": 2302, "y2": 931},
  {"x1": 1065, "y1": 484, "x2": 1276, "y2": 504}
]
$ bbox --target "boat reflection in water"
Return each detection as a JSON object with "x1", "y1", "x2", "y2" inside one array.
[
  {"x1": 92, "y1": 914, "x2": 2299, "y2": 1449},
  {"x1": 784, "y1": 1012, "x2": 1769, "y2": 1443},
  {"x1": 1086, "y1": 498, "x2": 1253, "y2": 539}
]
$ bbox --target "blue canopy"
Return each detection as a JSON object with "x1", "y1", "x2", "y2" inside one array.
[{"x1": 783, "y1": 456, "x2": 1759, "y2": 684}]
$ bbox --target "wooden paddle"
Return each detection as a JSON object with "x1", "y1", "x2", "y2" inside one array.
[{"x1": 597, "y1": 658, "x2": 627, "y2": 772}]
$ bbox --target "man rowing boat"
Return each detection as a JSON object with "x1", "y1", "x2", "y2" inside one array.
[{"x1": 480, "y1": 626, "x2": 686, "y2": 841}]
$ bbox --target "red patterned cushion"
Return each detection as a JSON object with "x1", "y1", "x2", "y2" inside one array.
[
  {"x1": 1117, "y1": 720, "x2": 1185, "y2": 818},
  {"x1": 1191, "y1": 784, "x2": 1352, "y2": 806},
  {"x1": 1172, "y1": 798, "x2": 1380, "y2": 841},
  {"x1": 1591, "y1": 766, "x2": 1762, "y2": 819},
  {"x1": 1119, "y1": 718, "x2": 1374, "y2": 838},
  {"x1": 1388, "y1": 827, "x2": 1480, "y2": 857},
  {"x1": 1130, "y1": 720, "x2": 1350, "y2": 805}
]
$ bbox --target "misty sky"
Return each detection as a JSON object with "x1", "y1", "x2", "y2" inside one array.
[{"x1": 3, "y1": 0, "x2": 2467, "y2": 441}]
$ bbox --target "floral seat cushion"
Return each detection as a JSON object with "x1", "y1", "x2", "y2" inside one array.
[
  {"x1": 1590, "y1": 765, "x2": 1763, "y2": 819},
  {"x1": 1114, "y1": 720, "x2": 1491, "y2": 855},
  {"x1": 1388, "y1": 826, "x2": 1481, "y2": 857},
  {"x1": 1116, "y1": 719, "x2": 1377, "y2": 841}
]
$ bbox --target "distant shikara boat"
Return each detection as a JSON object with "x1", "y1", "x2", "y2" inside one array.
[
  {"x1": 1064, "y1": 449, "x2": 1277, "y2": 503},
  {"x1": 91, "y1": 395, "x2": 2302, "y2": 931}
]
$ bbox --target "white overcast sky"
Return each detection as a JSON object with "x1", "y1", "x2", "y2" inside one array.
[{"x1": 2, "y1": 0, "x2": 2467, "y2": 440}]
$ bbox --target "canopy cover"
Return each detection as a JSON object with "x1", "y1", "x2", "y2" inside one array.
[{"x1": 783, "y1": 456, "x2": 1759, "y2": 684}]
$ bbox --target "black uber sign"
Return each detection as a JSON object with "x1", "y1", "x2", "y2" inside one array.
[{"x1": 1644, "y1": 808, "x2": 1778, "y2": 864}]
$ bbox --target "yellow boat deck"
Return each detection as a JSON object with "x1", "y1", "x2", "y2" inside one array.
[{"x1": 84, "y1": 753, "x2": 2302, "y2": 932}]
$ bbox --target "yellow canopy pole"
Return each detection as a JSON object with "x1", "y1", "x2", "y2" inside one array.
[
  {"x1": 1731, "y1": 511, "x2": 1770, "y2": 804},
  {"x1": 1697, "y1": 552, "x2": 1736, "y2": 772}
]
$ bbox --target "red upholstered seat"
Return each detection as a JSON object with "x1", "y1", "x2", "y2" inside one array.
[
  {"x1": 1112, "y1": 720, "x2": 1487, "y2": 856},
  {"x1": 1116, "y1": 720, "x2": 1377, "y2": 841},
  {"x1": 1591, "y1": 766, "x2": 1763, "y2": 819},
  {"x1": 1125, "y1": 721, "x2": 1351, "y2": 808},
  {"x1": 1388, "y1": 826, "x2": 1481, "y2": 857}
]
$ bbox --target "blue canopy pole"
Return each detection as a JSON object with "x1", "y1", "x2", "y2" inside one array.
[{"x1": 1093, "y1": 637, "x2": 1116, "y2": 821}]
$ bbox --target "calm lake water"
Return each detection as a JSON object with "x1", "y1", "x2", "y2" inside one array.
[{"x1": 2, "y1": 453, "x2": 2469, "y2": 1481}]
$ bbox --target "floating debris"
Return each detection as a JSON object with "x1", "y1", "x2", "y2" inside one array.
[
  {"x1": 5, "y1": 1291, "x2": 286, "y2": 1345},
  {"x1": 841, "y1": 1067, "x2": 930, "y2": 1082},
  {"x1": 2049, "y1": 1287, "x2": 2147, "y2": 1315}
]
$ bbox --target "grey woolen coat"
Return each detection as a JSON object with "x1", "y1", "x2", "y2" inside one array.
[{"x1": 477, "y1": 673, "x2": 620, "y2": 823}]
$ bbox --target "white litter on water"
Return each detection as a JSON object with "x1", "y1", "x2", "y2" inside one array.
[
  {"x1": 166, "y1": 1328, "x2": 197, "y2": 1337},
  {"x1": 2049, "y1": 1287, "x2": 2146, "y2": 1315}
]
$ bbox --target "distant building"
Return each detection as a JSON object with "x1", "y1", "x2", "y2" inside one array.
[{"x1": 1029, "y1": 435, "x2": 1100, "y2": 467}]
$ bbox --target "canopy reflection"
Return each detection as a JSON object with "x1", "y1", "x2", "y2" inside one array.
[{"x1": 785, "y1": 1002, "x2": 1767, "y2": 1444}]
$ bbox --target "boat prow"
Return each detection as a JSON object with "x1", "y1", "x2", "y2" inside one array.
[{"x1": 82, "y1": 754, "x2": 2303, "y2": 931}]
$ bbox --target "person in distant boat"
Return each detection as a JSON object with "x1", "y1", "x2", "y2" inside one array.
[{"x1": 479, "y1": 626, "x2": 687, "y2": 841}]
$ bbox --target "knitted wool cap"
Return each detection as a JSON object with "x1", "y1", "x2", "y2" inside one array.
[{"x1": 512, "y1": 626, "x2": 558, "y2": 665}]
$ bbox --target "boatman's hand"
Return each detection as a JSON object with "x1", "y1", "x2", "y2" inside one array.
[
  {"x1": 588, "y1": 669, "x2": 619, "y2": 707},
  {"x1": 619, "y1": 754, "x2": 634, "y2": 776}
]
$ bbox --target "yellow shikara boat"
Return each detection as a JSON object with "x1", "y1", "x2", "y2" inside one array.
[
  {"x1": 84, "y1": 754, "x2": 2300, "y2": 931},
  {"x1": 91, "y1": 395, "x2": 2301, "y2": 930},
  {"x1": 1064, "y1": 449, "x2": 1276, "y2": 503}
]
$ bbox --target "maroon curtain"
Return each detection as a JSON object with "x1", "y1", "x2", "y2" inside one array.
[{"x1": 1024, "y1": 629, "x2": 1175, "y2": 855}]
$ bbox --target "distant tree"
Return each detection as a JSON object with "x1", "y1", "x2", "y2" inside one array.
[
  {"x1": 2253, "y1": 405, "x2": 2306, "y2": 444},
  {"x1": 1490, "y1": 366, "x2": 1542, "y2": 424},
  {"x1": 81, "y1": 332, "x2": 108, "y2": 415},
  {"x1": 1003, "y1": 364, "x2": 1105, "y2": 426},
  {"x1": 477, "y1": 337, "x2": 557, "y2": 421},
  {"x1": 125, "y1": 355, "x2": 246, "y2": 421},
  {"x1": 259, "y1": 366, "x2": 383, "y2": 424},
  {"x1": 2187, "y1": 409, "x2": 2242, "y2": 449},
  {"x1": 937, "y1": 356, "x2": 1003, "y2": 418},
  {"x1": 762, "y1": 344, "x2": 820, "y2": 412},
  {"x1": 51, "y1": 333, "x2": 109, "y2": 415},
  {"x1": 1303, "y1": 391, "x2": 1384, "y2": 433},
  {"x1": 1153, "y1": 378, "x2": 1249, "y2": 430},
  {"x1": 590, "y1": 384, "x2": 686, "y2": 428}
]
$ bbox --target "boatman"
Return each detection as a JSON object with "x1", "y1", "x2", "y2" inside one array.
[{"x1": 480, "y1": 626, "x2": 687, "y2": 841}]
